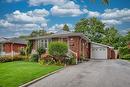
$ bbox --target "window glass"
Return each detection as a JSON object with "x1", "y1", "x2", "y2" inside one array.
[{"x1": 45, "y1": 40, "x2": 48, "y2": 48}]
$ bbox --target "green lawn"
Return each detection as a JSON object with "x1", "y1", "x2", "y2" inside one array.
[{"x1": 0, "y1": 61, "x2": 63, "y2": 87}]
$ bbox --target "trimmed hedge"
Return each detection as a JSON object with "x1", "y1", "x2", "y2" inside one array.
[
  {"x1": 48, "y1": 42, "x2": 68, "y2": 57},
  {"x1": 0, "y1": 55, "x2": 27, "y2": 63}
]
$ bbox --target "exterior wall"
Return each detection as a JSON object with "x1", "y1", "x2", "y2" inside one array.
[
  {"x1": 107, "y1": 48, "x2": 115, "y2": 59},
  {"x1": 68, "y1": 36, "x2": 80, "y2": 59},
  {"x1": 30, "y1": 36, "x2": 90, "y2": 60},
  {"x1": 1, "y1": 43, "x2": 26, "y2": 55},
  {"x1": 3, "y1": 43, "x2": 12, "y2": 53},
  {"x1": 80, "y1": 39, "x2": 90, "y2": 59}
]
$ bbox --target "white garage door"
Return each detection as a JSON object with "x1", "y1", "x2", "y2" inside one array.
[{"x1": 91, "y1": 47, "x2": 108, "y2": 59}]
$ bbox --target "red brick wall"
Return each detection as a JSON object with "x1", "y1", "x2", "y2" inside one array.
[
  {"x1": 31, "y1": 36, "x2": 90, "y2": 59},
  {"x1": 68, "y1": 36, "x2": 90, "y2": 59},
  {"x1": 3, "y1": 43, "x2": 11, "y2": 53},
  {"x1": 68, "y1": 36, "x2": 80, "y2": 58},
  {"x1": 3, "y1": 43, "x2": 26, "y2": 53},
  {"x1": 80, "y1": 39, "x2": 89, "y2": 58},
  {"x1": 107, "y1": 48, "x2": 115, "y2": 59}
]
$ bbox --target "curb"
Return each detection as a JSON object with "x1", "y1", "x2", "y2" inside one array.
[{"x1": 19, "y1": 68, "x2": 64, "y2": 87}]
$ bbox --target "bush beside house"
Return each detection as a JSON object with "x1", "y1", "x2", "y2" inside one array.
[
  {"x1": 47, "y1": 42, "x2": 68, "y2": 65},
  {"x1": 0, "y1": 41, "x2": 77, "y2": 65},
  {"x1": 119, "y1": 46, "x2": 130, "y2": 60}
]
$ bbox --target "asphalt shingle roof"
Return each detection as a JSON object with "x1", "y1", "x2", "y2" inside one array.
[{"x1": 0, "y1": 37, "x2": 27, "y2": 44}]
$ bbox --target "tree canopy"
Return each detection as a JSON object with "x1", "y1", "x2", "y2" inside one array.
[
  {"x1": 63, "y1": 24, "x2": 69, "y2": 31},
  {"x1": 75, "y1": 17, "x2": 127, "y2": 49},
  {"x1": 75, "y1": 17, "x2": 105, "y2": 43},
  {"x1": 30, "y1": 29, "x2": 52, "y2": 37}
]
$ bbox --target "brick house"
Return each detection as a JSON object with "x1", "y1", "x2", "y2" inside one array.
[
  {"x1": 0, "y1": 37, "x2": 27, "y2": 56},
  {"x1": 28, "y1": 31, "x2": 115, "y2": 60}
]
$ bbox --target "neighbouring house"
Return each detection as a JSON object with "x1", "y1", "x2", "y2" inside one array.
[
  {"x1": 28, "y1": 31, "x2": 115, "y2": 60},
  {"x1": 0, "y1": 37, "x2": 27, "y2": 56}
]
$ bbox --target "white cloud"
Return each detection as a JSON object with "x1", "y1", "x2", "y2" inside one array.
[
  {"x1": 6, "y1": 9, "x2": 48, "y2": 24},
  {"x1": 100, "y1": 8, "x2": 130, "y2": 25},
  {"x1": 84, "y1": 9, "x2": 100, "y2": 17},
  {"x1": 86, "y1": 8, "x2": 130, "y2": 26},
  {"x1": 0, "y1": 20, "x2": 15, "y2": 28},
  {"x1": 0, "y1": 9, "x2": 49, "y2": 36},
  {"x1": 28, "y1": 0, "x2": 67, "y2": 6},
  {"x1": 27, "y1": 9, "x2": 49, "y2": 17},
  {"x1": 101, "y1": 19, "x2": 122, "y2": 25},
  {"x1": 101, "y1": 8, "x2": 130, "y2": 20},
  {"x1": 5, "y1": 0, "x2": 21, "y2": 3},
  {"x1": 50, "y1": 1, "x2": 84, "y2": 17},
  {"x1": 48, "y1": 24, "x2": 73, "y2": 33}
]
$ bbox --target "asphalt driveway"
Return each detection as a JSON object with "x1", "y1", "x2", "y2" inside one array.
[{"x1": 28, "y1": 60, "x2": 130, "y2": 87}]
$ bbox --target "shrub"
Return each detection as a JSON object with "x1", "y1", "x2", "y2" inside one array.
[
  {"x1": 25, "y1": 41, "x2": 33, "y2": 56},
  {"x1": 70, "y1": 57, "x2": 77, "y2": 65},
  {"x1": 39, "y1": 59, "x2": 55, "y2": 65},
  {"x1": 122, "y1": 54, "x2": 130, "y2": 60},
  {"x1": 20, "y1": 48, "x2": 25, "y2": 55},
  {"x1": 0, "y1": 56, "x2": 12, "y2": 63},
  {"x1": 39, "y1": 59, "x2": 46, "y2": 65},
  {"x1": 48, "y1": 42, "x2": 68, "y2": 57},
  {"x1": 0, "y1": 55, "x2": 28, "y2": 63},
  {"x1": 119, "y1": 46, "x2": 130, "y2": 58},
  {"x1": 37, "y1": 47, "x2": 46, "y2": 58},
  {"x1": 29, "y1": 54, "x2": 39, "y2": 62},
  {"x1": 67, "y1": 54, "x2": 77, "y2": 65},
  {"x1": 13, "y1": 55, "x2": 27, "y2": 61}
]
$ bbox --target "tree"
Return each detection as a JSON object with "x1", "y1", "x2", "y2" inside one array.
[
  {"x1": 63, "y1": 24, "x2": 69, "y2": 31},
  {"x1": 75, "y1": 17, "x2": 105, "y2": 43},
  {"x1": 30, "y1": 30, "x2": 39, "y2": 37},
  {"x1": 101, "y1": 27, "x2": 127, "y2": 49},
  {"x1": 25, "y1": 41, "x2": 33, "y2": 56},
  {"x1": 101, "y1": 27, "x2": 118, "y2": 46},
  {"x1": 125, "y1": 31, "x2": 130, "y2": 42},
  {"x1": 30, "y1": 29, "x2": 48, "y2": 37}
]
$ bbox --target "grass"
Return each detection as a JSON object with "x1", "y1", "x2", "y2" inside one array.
[{"x1": 0, "y1": 61, "x2": 63, "y2": 87}]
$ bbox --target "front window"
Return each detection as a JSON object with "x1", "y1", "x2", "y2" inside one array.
[
  {"x1": 38, "y1": 39, "x2": 48, "y2": 49},
  {"x1": 45, "y1": 40, "x2": 47, "y2": 48}
]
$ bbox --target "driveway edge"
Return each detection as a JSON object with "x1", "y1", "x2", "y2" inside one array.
[{"x1": 19, "y1": 67, "x2": 64, "y2": 87}]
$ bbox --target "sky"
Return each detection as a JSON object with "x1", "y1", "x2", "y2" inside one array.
[{"x1": 0, "y1": 0, "x2": 130, "y2": 37}]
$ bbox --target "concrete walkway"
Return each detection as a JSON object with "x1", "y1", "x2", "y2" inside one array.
[{"x1": 28, "y1": 60, "x2": 130, "y2": 87}]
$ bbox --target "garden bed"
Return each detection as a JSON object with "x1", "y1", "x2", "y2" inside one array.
[{"x1": 0, "y1": 61, "x2": 63, "y2": 87}]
